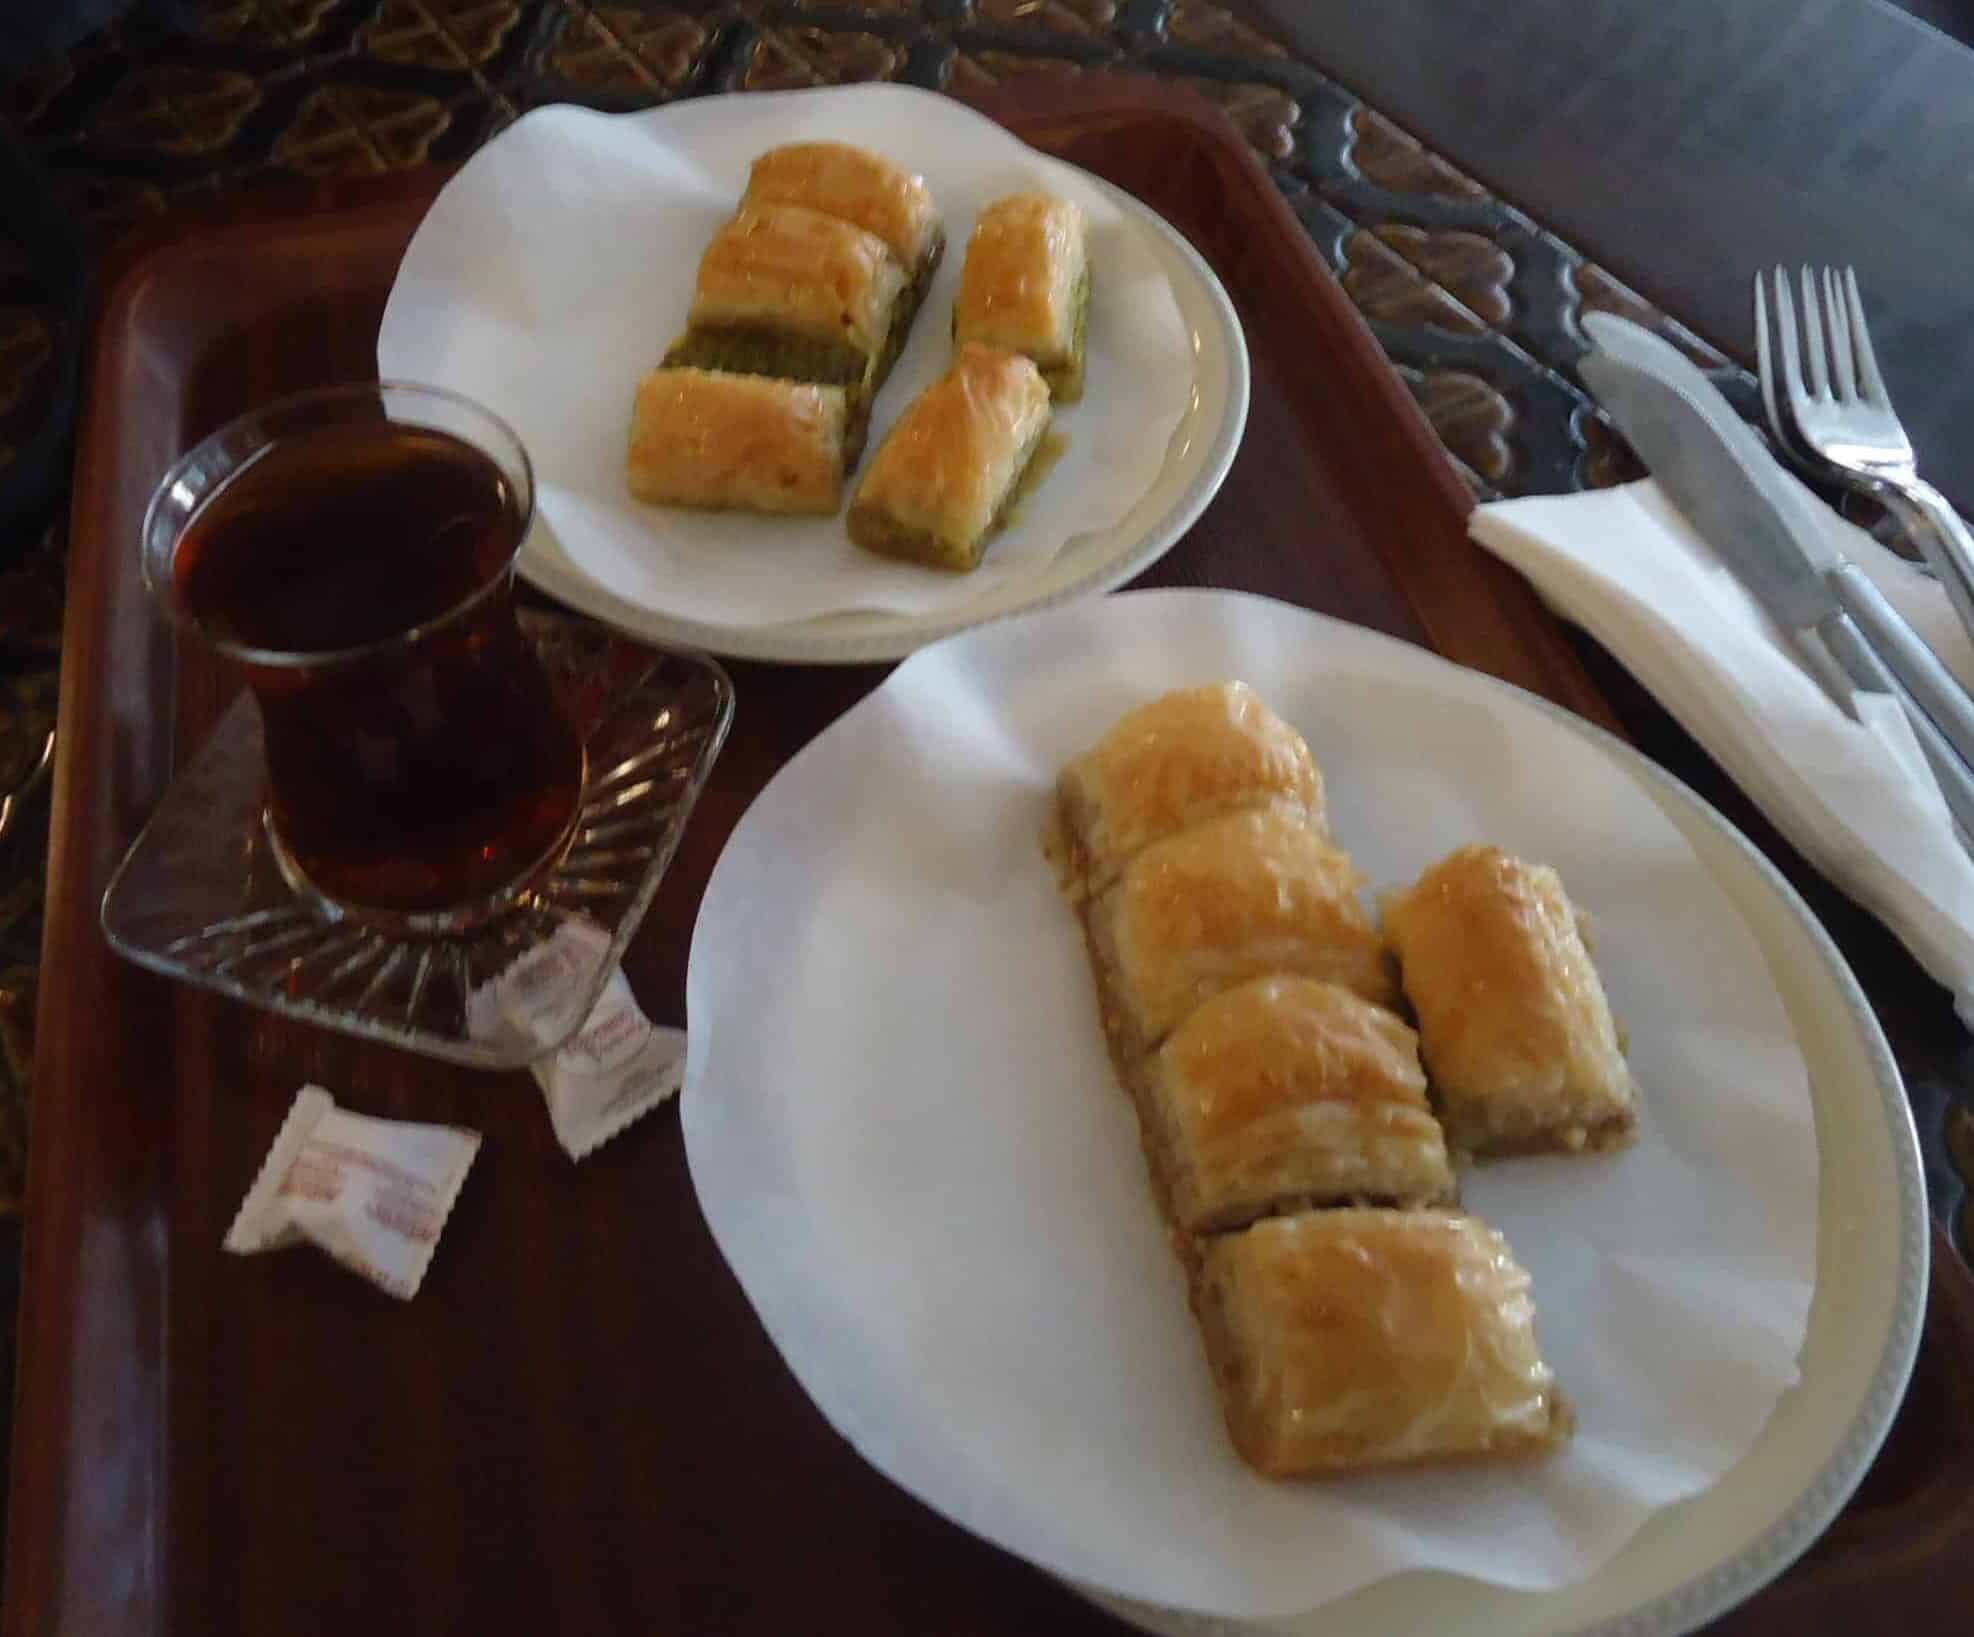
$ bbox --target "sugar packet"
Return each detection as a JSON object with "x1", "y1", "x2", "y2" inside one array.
[
  {"x1": 467, "y1": 918, "x2": 686, "y2": 1160},
  {"x1": 463, "y1": 920, "x2": 613, "y2": 1055},
  {"x1": 225, "y1": 1086, "x2": 481, "y2": 1300},
  {"x1": 530, "y1": 963, "x2": 686, "y2": 1159}
]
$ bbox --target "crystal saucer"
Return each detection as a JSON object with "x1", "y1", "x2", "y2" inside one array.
[{"x1": 100, "y1": 615, "x2": 733, "y2": 1068}]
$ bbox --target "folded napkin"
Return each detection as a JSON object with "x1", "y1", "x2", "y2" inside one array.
[{"x1": 1472, "y1": 477, "x2": 1974, "y2": 1024}]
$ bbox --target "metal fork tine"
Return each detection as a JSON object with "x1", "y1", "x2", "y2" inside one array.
[
  {"x1": 1761, "y1": 265, "x2": 1970, "y2": 632},
  {"x1": 1798, "y1": 265, "x2": 1830, "y2": 398},
  {"x1": 1843, "y1": 266, "x2": 1891, "y2": 408},
  {"x1": 1752, "y1": 271, "x2": 1782, "y2": 438},
  {"x1": 1772, "y1": 266, "x2": 1813, "y2": 429},
  {"x1": 1823, "y1": 266, "x2": 1856, "y2": 402},
  {"x1": 1752, "y1": 270, "x2": 1848, "y2": 480}
]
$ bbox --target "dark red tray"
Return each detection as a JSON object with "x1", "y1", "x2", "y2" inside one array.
[{"x1": 10, "y1": 76, "x2": 1971, "y2": 1637}]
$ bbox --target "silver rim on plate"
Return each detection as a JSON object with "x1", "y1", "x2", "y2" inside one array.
[{"x1": 1530, "y1": 704, "x2": 1924, "y2": 1637}]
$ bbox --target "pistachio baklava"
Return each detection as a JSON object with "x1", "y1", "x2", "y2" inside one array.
[
  {"x1": 953, "y1": 192, "x2": 1090, "y2": 401},
  {"x1": 846, "y1": 343, "x2": 1052, "y2": 571},
  {"x1": 626, "y1": 366, "x2": 852, "y2": 515},
  {"x1": 742, "y1": 141, "x2": 945, "y2": 306},
  {"x1": 664, "y1": 204, "x2": 912, "y2": 408}
]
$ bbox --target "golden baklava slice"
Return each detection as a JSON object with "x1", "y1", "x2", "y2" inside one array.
[
  {"x1": 953, "y1": 192, "x2": 1090, "y2": 401},
  {"x1": 1193, "y1": 1210, "x2": 1571, "y2": 1477},
  {"x1": 846, "y1": 343, "x2": 1051, "y2": 572},
  {"x1": 1143, "y1": 977, "x2": 1455, "y2": 1235},
  {"x1": 664, "y1": 204, "x2": 911, "y2": 405},
  {"x1": 1383, "y1": 844, "x2": 1637, "y2": 1159},
  {"x1": 1052, "y1": 681, "x2": 1326, "y2": 901},
  {"x1": 742, "y1": 141, "x2": 945, "y2": 312},
  {"x1": 1084, "y1": 806, "x2": 1397, "y2": 1068},
  {"x1": 626, "y1": 367, "x2": 852, "y2": 515}
]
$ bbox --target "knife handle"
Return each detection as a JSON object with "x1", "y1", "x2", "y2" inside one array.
[
  {"x1": 1813, "y1": 611, "x2": 1974, "y2": 843},
  {"x1": 1829, "y1": 560, "x2": 1974, "y2": 771}
]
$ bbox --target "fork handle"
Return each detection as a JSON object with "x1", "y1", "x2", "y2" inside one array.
[{"x1": 1874, "y1": 477, "x2": 1974, "y2": 646}]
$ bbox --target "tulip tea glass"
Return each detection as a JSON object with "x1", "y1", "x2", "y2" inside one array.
[{"x1": 143, "y1": 384, "x2": 585, "y2": 935}]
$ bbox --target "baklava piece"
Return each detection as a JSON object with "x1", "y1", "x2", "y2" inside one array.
[
  {"x1": 626, "y1": 367, "x2": 852, "y2": 515},
  {"x1": 1144, "y1": 977, "x2": 1455, "y2": 1236},
  {"x1": 1383, "y1": 844, "x2": 1637, "y2": 1159},
  {"x1": 664, "y1": 204, "x2": 912, "y2": 411},
  {"x1": 1053, "y1": 682, "x2": 1325, "y2": 901},
  {"x1": 846, "y1": 343, "x2": 1051, "y2": 572},
  {"x1": 953, "y1": 192, "x2": 1090, "y2": 402},
  {"x1": 742, "y1": 141, "x2": 945, "y2": 308},
  {"x1": 1193, "y1": 1210, "x2": 1571, "y2": 1477},
  {"x1": 1083, "y1": 806, "x2": 1398, "y2": 1068}
]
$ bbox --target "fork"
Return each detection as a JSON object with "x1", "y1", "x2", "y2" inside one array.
[{"x1": 1755, "y1": 264, "x2": 1974, "y2": 645}]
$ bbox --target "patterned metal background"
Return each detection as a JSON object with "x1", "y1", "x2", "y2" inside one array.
[{"x1": 0, "y1": 0, "x2": 1965, "y2": 1255}]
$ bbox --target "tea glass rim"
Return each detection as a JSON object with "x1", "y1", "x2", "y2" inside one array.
[{"x1": 141, "y1": 380, "x2": 537, "y2": 672}]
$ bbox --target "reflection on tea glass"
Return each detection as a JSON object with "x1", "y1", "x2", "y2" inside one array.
[{"x1": 143, "y1": 383, "x2": 585, "y2": 934}]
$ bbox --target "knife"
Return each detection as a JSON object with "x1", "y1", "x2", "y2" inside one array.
[{"x1": 1580, "y1": 314, "x2": 1974, "y2": 840}]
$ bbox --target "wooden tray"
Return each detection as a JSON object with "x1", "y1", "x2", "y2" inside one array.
[{"x1": 9, "y1": 77, "x2": 1971, "y2": 1636}]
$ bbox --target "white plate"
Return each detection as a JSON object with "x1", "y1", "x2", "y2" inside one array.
[
  {"x1": 381, "y1": 86, "x2": 1249, "y2": 665},
  {"x1": 1082, "y1": 671, "x2": 1929, "y2": 1637},
  {"x1": 517, "y1": 176, "x2": 1245, "y2": 663},
  {"x1": 682, "y1": 589, "x2": 1922, "y2": 1628}
]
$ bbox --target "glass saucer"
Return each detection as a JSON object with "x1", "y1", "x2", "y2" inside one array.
[{"x1": 100, "y1": 614, "x2": 733, "y2": 1068}]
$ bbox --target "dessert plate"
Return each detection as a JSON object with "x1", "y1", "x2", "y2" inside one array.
[
  {"x1": 682, "y1": 588, "x2": 1919, "y2": 1630},
  {"x1": 379, "y1": 84, "x2": 1247, "y2": 664}
]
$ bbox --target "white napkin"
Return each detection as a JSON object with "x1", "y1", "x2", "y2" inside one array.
[{"x1": 1472, "y1": 477, "x2": 1974, "y2": 1023}]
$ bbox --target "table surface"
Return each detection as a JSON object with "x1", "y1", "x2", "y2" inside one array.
[{"x1": 5, "y1": 1, "x2": 1974, "y2": 1630}]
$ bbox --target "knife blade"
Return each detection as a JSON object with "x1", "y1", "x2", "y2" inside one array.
[
  {"x1": 1579, "y1": 318, "x2": 1974, "y2": 839},
  {"x1": 1580, "y1": 333, "x2": 1974, "y2": 762},
  {"x1": 1581, "y1": 313, "x2": 1974, "y2": 734}
]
